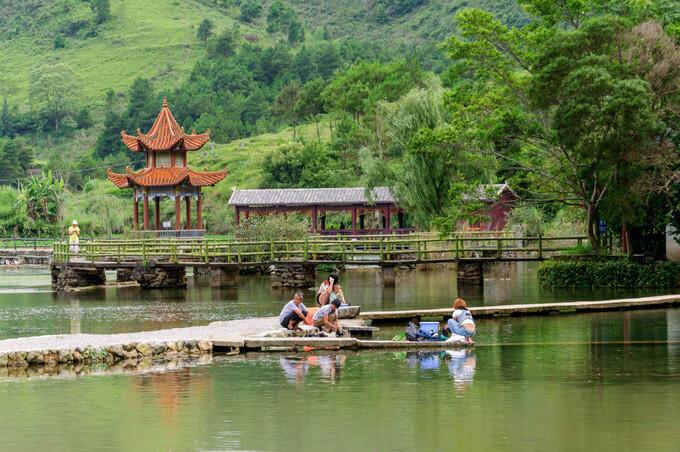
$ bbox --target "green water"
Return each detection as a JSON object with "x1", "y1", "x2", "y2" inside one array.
[
  {"x1": 0, "y1": 263, "x2": 675, "y2": 339},
  {"x1": 1, "y1": 265, "x2": 680, "y2": 450}
]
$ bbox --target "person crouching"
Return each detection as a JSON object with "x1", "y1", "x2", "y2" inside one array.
[
  {"x1": 312, "y1": 299, "x2": 344, "y2": 335},
  {"x1": 444, "y1": 298, "x2": 476, "y2": 340},
  {"x1": 279, "y1": 292, "x2": 308, "y2": 331}
]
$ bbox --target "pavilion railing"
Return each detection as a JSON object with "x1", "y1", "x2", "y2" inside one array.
[{"x1": 53, "y1": 232, "x2": 589, "y2": 265}]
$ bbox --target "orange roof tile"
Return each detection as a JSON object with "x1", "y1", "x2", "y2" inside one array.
[
  {"x1": 107, "y1": 167, "x2": 228, "y2": 189},
  {"x1": 120, "y1": 98, "x2": 211, "y2": 152}
]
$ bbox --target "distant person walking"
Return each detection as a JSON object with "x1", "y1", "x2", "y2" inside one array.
[{"x1": 68, "y1": 220, "x2": 80, "y2": 255}]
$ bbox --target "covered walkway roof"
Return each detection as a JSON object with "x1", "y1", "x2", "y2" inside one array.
[
  {"x1": 228, "y1": 187, "x2": 394, "y2": 207},
  {"x1": 228, "y1": 187, "x2": 411, "y2": 235}
]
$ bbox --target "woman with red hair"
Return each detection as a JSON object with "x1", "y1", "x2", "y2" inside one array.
[{"x1": 444, "y1": 298, "x2": 476, "y2": 341}]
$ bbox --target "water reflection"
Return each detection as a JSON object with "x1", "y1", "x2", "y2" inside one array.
[
  {"x1": 444, "y1": 350, "x2": 476, "y2": 393},
  {"x1": 3, "y1": 265, "x2": 680, "y2": 341},
  {"x1": 401, "y1": 350, "x2": 477, "y2": 392},
  {"x1": 279, "y1": 354, "x2": 346, "y2": 385}
]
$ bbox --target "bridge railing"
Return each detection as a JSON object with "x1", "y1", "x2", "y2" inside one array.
[
  {"x1": 1, "y1": 237, "x2": 94, "y2": 250},
  {"x1": 53, "y1": 233, "x2": 588, "y2": 264}
]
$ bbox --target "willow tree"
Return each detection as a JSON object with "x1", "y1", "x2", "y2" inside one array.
[{"x1": 361, "y1": 78, "x2": 490, "y2": 229}]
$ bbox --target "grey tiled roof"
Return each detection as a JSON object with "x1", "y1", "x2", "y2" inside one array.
[{"x1": 228, "y1": 187, "x2": 395, "y2": 207}]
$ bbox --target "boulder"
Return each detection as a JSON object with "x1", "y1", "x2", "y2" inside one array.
[{"x1": 136, "y1": 343, "x2": 153, "y2": 357}]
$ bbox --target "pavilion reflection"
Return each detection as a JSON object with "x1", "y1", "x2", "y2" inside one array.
[{"x1": 130, "y1": 363, "x2": 214, "y2": 432}]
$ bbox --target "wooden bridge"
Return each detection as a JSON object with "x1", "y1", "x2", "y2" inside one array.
[
  {"x1": 53, "y1": 232, "x2": 586, "y2": 265},
  {"x1": 50, "y1": 232, "x2": 587, "y2": 291}
]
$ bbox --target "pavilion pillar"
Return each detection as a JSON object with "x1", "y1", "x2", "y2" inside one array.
[
  {"x1": 312, "y1": 206, "x2": 318, "y2": 233},
  {"x1": 185, "y1": 197, "x2": 191, "y2": 230},
  {"x1": 175, "y1": 195, "x2": 181, "y2": 230},
  {"x1": 143, "y1": 195, "x2": 150, "y2": 230},
  {"x1": 154, "y1": 197, "x2": 161, "y2": 231},
  {"x1": 351, "y1": 205, "x2": 357, "y2": 236},
  {"x1": 384, "y1": 206, "x2": 391, "y2": 234},
  {"x1": 133, "y1": 197, "x2": 139, "y2": 230},
  {"x1": 197, "y1": 192, "x2": 203, "y2": 229},
  {"x1": 320, "y1": 214, "x2": 326, "y2": 230},
  {"x1": 234, "y1": 206, "x2": 240, "y2": 231},
  {"x1": 398, "y1": 211, "x2": 404, "y2": 229}
]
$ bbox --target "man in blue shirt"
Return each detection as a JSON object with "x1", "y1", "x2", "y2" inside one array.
[{"x1": 279, "y1": 292, "x2": 308, "y2": 331}]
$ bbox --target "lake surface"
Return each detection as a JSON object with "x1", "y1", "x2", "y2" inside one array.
[{"x1": 1, "y1": 264, "x2": 680, "y2": 450}]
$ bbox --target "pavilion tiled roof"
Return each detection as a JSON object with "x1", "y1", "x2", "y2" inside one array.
[
  {"x1": 120, "y1": 98, "x2": 211, "y2": 152},
  {"x1": 228, "y1": 187, "x2": 395, "y2": 207},
  {"x1": 107, "y1": 167, "x2": 228, "y2": 189}
]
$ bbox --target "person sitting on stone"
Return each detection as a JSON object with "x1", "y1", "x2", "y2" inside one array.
[
  {"x1": 330, "y1": 283, "x2": 351, "y2": 306},
  {"x1": 279, "y1": 292, "x2": 308, "y2": 331},
  {"x1": 317, "y1": 272, "x2": 339, "y2": 306},
  {"x1": 312, "y1": 299, "x2": 344, "y2": 335},
  {"x1": 330, "y1": 283, "x2": 344, "y2": 303}
]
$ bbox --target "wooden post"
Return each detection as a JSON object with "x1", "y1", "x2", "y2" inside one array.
[
  {"x1": 143, "y1": 195, "x2": 150, "y2": 230},
  {"x1": 320, "y1": 213, "x2": 326, "y2": 231},
  {"x1": 175, "y1": 195, "x2": 181, "y2": 230},
  {"x1": 351, "y1": 205, "x2": 358, "y2": 236},
  {"x1": 185, "y1": 197, "x2": 191, "y2": 230},
  {"x1": 497, "y1": 237, "x2": 502, "y2": 258},
  {"x1": 133, "y1": 196, "x2": 139, "y2": 230},
  {"x1": 359, "y1": 213, "x2": 365, "y2": 231},
  {"x1": 398, "y1": 211, "x2": 404, "y2": 229},
  {"x1": 234, "y1": 205, "x2": 240, "y2": 231},
  {"x1": 538, "y1": 233, "x2": 543, "y2": 259},
  {"x1": 197, "y1": 191, "x2": 203, "y2": 230},
  {"x1": 154, "y1": 197, "x2": 161, "y2": 231},
  {"x1": 312, "y1": 206, "x2": 318, "y2": 233}
]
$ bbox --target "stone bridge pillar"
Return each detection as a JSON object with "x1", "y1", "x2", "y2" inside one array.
[
  {"x1": 211, "y1": 266, "x2": 240, "y2": 288},
  {"x1": 131, "y1": 263, "x2": 187, "y2": 289},
  {"x1": 51, "y1": 265, "x2": 107, "y2": 291},
  {"x1": 457, "y1": 262, "x2": 484, "y2": 286},
  {"x1": 271, "y1": 263, "x2": 316, "y2": 289},
  {"x1": 381, "y1": 263, "x2": 396, "y2": 287}
]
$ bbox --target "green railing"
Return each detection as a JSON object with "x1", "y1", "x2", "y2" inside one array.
[{"x1": 53, "y1": 232, "x2": 588, "y2": 265}]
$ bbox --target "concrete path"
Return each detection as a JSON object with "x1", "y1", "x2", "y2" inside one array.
[{"x1": 361, "y1": 294, "x2": 680, "y2": 322}]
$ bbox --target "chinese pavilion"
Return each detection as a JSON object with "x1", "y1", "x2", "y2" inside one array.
[{"x1": 107, "y1": 98, "x2": 228, "y2": 233}]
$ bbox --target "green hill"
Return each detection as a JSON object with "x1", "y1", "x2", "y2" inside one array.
[
  {"x1": 0, "y1": 0, "x2": 528, "y2": 107},
  {"x1": 288, "y1": 0, "x2": 529, "y2": 45},
  {"x1": 0, "y1": 0, "x2": 251, "y2": 106}
]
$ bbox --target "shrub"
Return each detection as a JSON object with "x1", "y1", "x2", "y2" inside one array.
[{"x1": 537, "y1": 260, "x2": 680, "y2": 289}]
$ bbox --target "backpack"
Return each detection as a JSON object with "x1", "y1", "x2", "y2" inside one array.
[
  {"x1": 416, "y1": 329, "x2": 444, "y2": 342},
  {"x1": 405, "y1": 321, "x2": 418, "y2": 341}
]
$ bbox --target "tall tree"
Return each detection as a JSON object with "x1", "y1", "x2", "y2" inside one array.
[
  {"x1": 271, "y1": 80, "x2": 300, "y2": 139},
  {"x1": 240, "y1": 0, "x2": 263, "y2": 22},
  {"x1": 197, "y1": 19, "x2": 214, "y2": 48},
  {"x1": 295, "y1": 78, "x2": 326, "y2": 140},
  {"x1": 29, "y1": 63, "x2": 82, "y2": 132},
  {"x1": 431, "y1": 8, "x2": 680, "y2": 248}
]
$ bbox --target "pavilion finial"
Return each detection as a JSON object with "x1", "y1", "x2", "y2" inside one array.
[{"x1": 163, "y1": 97, "x2": 168, "y2": 108}]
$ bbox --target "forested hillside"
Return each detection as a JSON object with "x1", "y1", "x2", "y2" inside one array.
[{"x1": 2, "y1": 0, "x2": 679, "y2": 256}]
